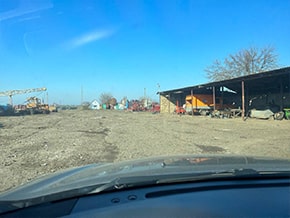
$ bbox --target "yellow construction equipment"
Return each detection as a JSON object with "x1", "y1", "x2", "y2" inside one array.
[
  {"x1": 48, "y1": 104, "x2": 58, "y2": 112},
  {"x1": 26, "y1": 96, "x2": 50, "y2": 115},
  {"x1": 185, "y1": 94, "x2": 228, "y2": 115},
  {"x1": 0, "y1": 87, "x2": 47, "y2": 105}
]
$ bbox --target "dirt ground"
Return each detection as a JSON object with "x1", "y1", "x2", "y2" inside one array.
[{"x1": 1, "y1": 109, "x2": 290, "y2": 192}]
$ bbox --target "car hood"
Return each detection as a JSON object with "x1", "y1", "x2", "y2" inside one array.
[{"x1": 0, "y1": 154, "x2": 290, "y2": 203}]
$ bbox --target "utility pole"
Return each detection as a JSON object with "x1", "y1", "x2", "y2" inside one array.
[
  {"x1": 144, "y1": 88, "x2": 147, "y2": 107},
  {"x1": 157, "y1": 83, "x2": 160, "y2": 93},
  {"x1": 46, "y1": 92, "x2": 49, "y2": 104},
  {"x1": 157, "y1": 83, "x2": 160, "y2": 104},
  {"x1": 81, "y1": 85, "x2": 83, "y2": 105}
]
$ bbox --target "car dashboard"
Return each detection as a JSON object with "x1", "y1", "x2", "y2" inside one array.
[{"x1": 1, "y1": 176, "x2": 290, "y2": 217}]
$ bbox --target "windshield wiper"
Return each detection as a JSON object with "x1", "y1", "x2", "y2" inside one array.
[
  {"x1": 157, "y1": 168, "x2": 290, "y2": 184},
  {"x1": 88, "y1": 168, "x2": 290, "y2": 194},
  {"x1": 87, "y1": 169, "x2": 256, "y2": 195},
  {"x1": 88, "y1": 176, "x2": 160, "y2": 194}
]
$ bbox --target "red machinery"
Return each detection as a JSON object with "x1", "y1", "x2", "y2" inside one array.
[{"x1": 175, "y1": 100, "x2": 186, "y2": 114}]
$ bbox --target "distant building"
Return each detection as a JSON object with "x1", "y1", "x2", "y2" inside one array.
[{"x1": 90, "y1": 100, "x2": 100, "y2": 110}]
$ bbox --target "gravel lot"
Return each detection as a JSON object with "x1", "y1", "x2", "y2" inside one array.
[{"x1": 1, "y1": 109, "x2": 290, "y2": 192}]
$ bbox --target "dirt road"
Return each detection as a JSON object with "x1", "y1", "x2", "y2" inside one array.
[{"x1": 1, "y1": 109, "x2": 290, "y2": 192}]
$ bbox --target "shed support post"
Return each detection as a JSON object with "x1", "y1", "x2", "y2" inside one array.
[
  {"x1": 213, "y1": 86, "x2": 216, "y2": 111},
  {"x1": 280, "y1": 77, "x2": 283, "y2": 111},
  {"x1": 221, "y1": 86, "x2": 224, "y2": 109},
  {"x1": 191, "y1": 89, "x2": 193, "y2": 116},
  {"x1": 242, "y1": 81, "x2": 245, "y2": 120}
]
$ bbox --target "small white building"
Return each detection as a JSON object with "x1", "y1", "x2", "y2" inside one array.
[{"x1": 90, "y1": 100, "x2": 100, "y2": 110}]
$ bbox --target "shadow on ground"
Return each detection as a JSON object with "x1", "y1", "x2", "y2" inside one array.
[{"x1": 195, "y1": 144, "x2": 226, "y2": 153}]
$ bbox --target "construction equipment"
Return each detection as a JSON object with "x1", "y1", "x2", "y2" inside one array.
[
  {"x1": 0, "y1": 87, "x2": 47, "y2": 105},
  {"x1": 26, "y1": 97, "x2": 50, "y2": 114},
  {"x1": 185, "y1": 94, "x2": 231, "y2": 115},
  {"x1": 175, "y1": 100, "x2": 186, "y2": 114},
  {"x1": 0, "y1": 105, "x2": 14, "y2": 116},
  {"x1": 284, "y1": 108, "x2": 290, "y2": 120},
  {"x1": 13, "y1": 104, "x2": 29, "y2": 115},
  {"x1": 150, "y1": 102, "x2": 160, "y2": 114},
  {"x1": 49, "y1": 104, "x2": 58, "y2": 112},
  {"x1": 128, "y1": 100, "x2": 146, "y2": 112}
]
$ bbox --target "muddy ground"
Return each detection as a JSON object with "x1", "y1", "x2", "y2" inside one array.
[{"x1": 1, "y1": 109, "x2": 290, "y2": 192}]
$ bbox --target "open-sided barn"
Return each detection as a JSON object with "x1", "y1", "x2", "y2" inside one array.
[{"x1": 158, "y1": 67, "x2": 290, "y2": 119}]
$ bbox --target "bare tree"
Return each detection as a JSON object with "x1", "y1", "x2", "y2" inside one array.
[
  {"x1": 99, "y1": 92, "x2": 113, "y2": 105},
  {"x1": 205, "y1": 46, "x2": 278, "y2": 81}
]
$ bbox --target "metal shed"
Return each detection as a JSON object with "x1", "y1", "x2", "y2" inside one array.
[{"x1": 158, "y1": 66, "x2": 290, "y2": 119}]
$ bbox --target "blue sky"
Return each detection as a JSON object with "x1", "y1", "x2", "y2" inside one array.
[{"x1": 0, "y1": 0, "x2": 289, "y2": 105}]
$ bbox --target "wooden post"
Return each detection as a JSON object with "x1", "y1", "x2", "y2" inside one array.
[
  {"x1": 242, "y1": 81, "x2": 245, "y2": 120},
  {"x1": 191, "y1": 89, "x2": 193, "y2": 116},
  {"x1": 221, "y1": 86, "x2": 224, "y2": 109},
  {"x1": 213, "y1": 86, "x2": 216, "y2": 110},
  {"x1": 280, "y1": 77, "x2": 283, "y2": 111}
]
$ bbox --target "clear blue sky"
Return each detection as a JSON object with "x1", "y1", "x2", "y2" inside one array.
[{"x1": 0, "y1": 0, "x2": 289, "y2": 105}]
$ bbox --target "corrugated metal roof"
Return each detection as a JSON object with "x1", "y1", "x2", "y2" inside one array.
[{"x1": 159, "y1": 66, "x2": 290, "y2": 96}]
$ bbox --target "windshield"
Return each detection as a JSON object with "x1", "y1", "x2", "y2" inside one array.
[{"x1": 0, "y1": 0, "x2": 290, "y2": 197}]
